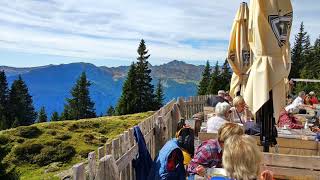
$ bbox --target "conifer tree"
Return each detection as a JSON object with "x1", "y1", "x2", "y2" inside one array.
[
  {"x1": 66, "y1": 72, "x2": 96, "y2": 120},
  {"x1": 135, "y1": 39, "x2": 155, "y2": 112},
  {"x1": 38, "y1": 106, "x2": 47, "y2": 123},
  {"x1": 106, "y1": 106, "x2": 115, "y2": 116},
  {"x1": 220, "y1": 59, "x2": 232, "y2": 91},
  {"x1": 154, "y1": 79, "x2": 164, "y2": 110},
  {"x1": 60, "y1": 104, "x2": 71, "y2": 120},
  {"x1": 0, "y1": 71, "x2": 9, "y2": 130},
  {"x1": 290, "y1": 22, "x2": 309, "y2": 79},
  {"x1": 207, "y1": 61, "x2": 221, "y2": 95},
  {"x1": 51, "y1": 111, "x2": 59, "y2": 121},
  {"x1": 116, "y1": 63, "x2": 138, "y2": 115},
  {"x1": 198, "y1": 61, "x2": 211, "y2": 95},
  {"x1": 8, "y1": 75, "x2": 37, "y2": 127}
]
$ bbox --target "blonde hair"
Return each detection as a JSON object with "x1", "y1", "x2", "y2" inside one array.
[
  {"x1": 217, "y1": 123, "x2": 244, "y2": 142},
  {"x1": 223, "y1": 135, "x2": 261, "y2": 180},
  {"x1": 233, "y1": 96, "x2": 245, "y2": 107}
]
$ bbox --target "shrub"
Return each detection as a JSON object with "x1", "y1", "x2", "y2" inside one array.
[
  {"x1": 46, "y1": 130, "x2": 57, "y2": 136},
  {"x1": 100, "y1": 136, "x2": 107, "y2": 144},
  {"x1": 0, "y1": 135, "x2": 9, "y2": 145},
  {"x1": 16, "y1": 138, "x2": 25, "y2": 144},
  {"x1": 83, "y1": 134, "x2": 95, "y2": 143},
  {"x1": 45, "y1": 140, "x2": 62, "y2": 146},
  {"x1": 15, "y1": 126, "x2": 42, "y2": 138},
  {"x1": 78, "y1": 148, "x2": 94, "y2": 158},
  {"x1": 98, "y1": 129, "x2": 107, "y2": 134},
  {"x1": 14, "y1": 143, "x2": 44, "y2": 162},
  {"x1": 33, "y1": 144, "x2": 75, "y2": 166},
  {"x1": 55, "y1": 134, "x2": 71, "y2": 141},
  {"x1": 68, "y1": 124, "x2": 79, "y2": 131}
]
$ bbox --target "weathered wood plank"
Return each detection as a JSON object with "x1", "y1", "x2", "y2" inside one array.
[
  {"x1": 73, "y1": 162, "x2": 85, "y2": 180},
  {"x1": 106, "y1": 142, "x2": 112, "y2": 155},
  {"x1": 262, "y1": 153, "x2": 320, "y2": 170},
  {"x1": 112, "y1": 138, "x2": 120, "y2": 160},
  {"x1": 88, "y1": 151, "x2": 96, "y2": 180},
  {"x1": 95, "y1": 155, "x2": 120, "y2": 180},
  {"x1": 262, "y1": 166, "x2": 320, "y2": 177},
  {"x1": 98, "y1": 146, "x2": 105, "y2": 160}
]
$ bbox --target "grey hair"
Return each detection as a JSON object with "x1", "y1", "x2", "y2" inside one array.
[
  {"x1": 299, "y1": 91, "x2": 305, "y2": 97},
  {"x1": 215, "y1": 102, "x2": 231, "y2": 117}
]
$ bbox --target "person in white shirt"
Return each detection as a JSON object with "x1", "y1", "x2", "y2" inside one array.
[
  {"x1": 285, "y1": 91, "x2": 307, "y2": 112},
  {"x1": 207, "y1": 102, "x2": 231, "y2": 133},
  {"x1": 230, "y1": 96, "x2": 253, "y2": 124}
]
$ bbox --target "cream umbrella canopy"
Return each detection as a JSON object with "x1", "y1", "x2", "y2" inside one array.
[
  {"x1": 244, "y1": 0, "x2": 293, "y2": 151},
  {"x1": 227, "y1": 2, "x2": 251, "y2": 98}
]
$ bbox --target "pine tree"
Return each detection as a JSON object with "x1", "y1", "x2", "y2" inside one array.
[
  {"x1": 220, "y1": 59, "x2": 232, "y2": 91},
  {"x1": 198, "y1": 61, "x2": 211, "y2": 95},
  {"x1": 116, "y1": 63, "x2": 138, "y2": 115},
  {"x1": 290, "y1": 22, "x2": 309, "y2": 79},
  {"x1": 0, "y1": 71, "x2": 9, "y2": 130},
  {"x1": 51, "y1": 111, "x2": 59, "y2": 121},
  {"x1": 154, "y1": 79, "x2": 164, "y2": 110},
  {"x1": 207, "y1": 61, "x2": 221, "y2": 94},
  {"x1": 66, "y1": 72, "x2": 96, "y2": 120},
  {"x1": 38, "y1": 106, "x2": 47, "y2": 123},
  {"x1": 135, "y1": 39, "x2": 155, "y2": 112},
  {"x1": 60, "y1": 104, "x2": 71, "y2": 120},
  {"x1": 8, "y1": 75, "x2": 37, "y2": 127},
  {"x1": 106, "y1": 106, "x2": 115, "y2": 116}
]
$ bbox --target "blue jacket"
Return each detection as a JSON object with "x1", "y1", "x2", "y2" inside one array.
[
  {"x1": 132, "y1": 126, "x2": 153, "y2": 180},
  {"x1": 148, "y1": 139, "x2": 185, "y2": 180}
]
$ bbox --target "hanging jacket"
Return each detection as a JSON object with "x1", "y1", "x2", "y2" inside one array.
[
  {"x1": 148, "y1": 139, "x2": 185, "y2": 180},
  {"x1": 132, "y1": 126, "x2": 153, "y2": 180}
]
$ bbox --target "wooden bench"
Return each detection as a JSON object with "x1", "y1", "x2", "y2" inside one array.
[{"x1": 198, "y1": 132, "x2": 320, "y2": 156}]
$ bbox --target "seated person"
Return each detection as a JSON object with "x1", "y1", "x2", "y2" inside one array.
[
  {"x1": 278, "y1": 108, "x2": 303, "y2": 129},
  {"x1": 229, "y1": 96, "x2": 253, "y2": 124},
  {"x1": 207, "y1": 90, "x2": 229, "y2": 107},
  {"x1": 309, "y1": 91, "x2": 319, "y2": 105},
  {"x1": 207, "y1": 102, "x2": 231, "y2": 133},
  {"x1": 187, "y1": 123, "x2": 244, "y2": 179},
  {"x1": 285, "y1": 91, "x2": 311, "y2": 113},
  {"x1": 224, "y1": 91, "x2": 233, "y2": 105},
  {"x1": 148, "y1": 122, "x2": 194, "y2": 180},
  {"x1": 304, "y1": 94, "x2": 312, "y2": 105},
  {"x1": 222, "y1": 135, "x2": 273, "y2": 180}
]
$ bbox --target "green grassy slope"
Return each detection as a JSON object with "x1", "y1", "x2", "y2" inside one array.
[{"x1": 0, "y1": 112, "x2": 154, "y2": 180}]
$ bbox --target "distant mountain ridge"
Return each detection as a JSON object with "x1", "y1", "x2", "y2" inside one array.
[{"x1": 0, "y1": 60, "x2": 204, "y2": 117}]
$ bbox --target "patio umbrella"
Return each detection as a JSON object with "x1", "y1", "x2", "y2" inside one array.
[
  {"x1": 244, "y1": 0, "x2": 293, "y2": 152},
  {"x1": 227, "y1": 2, "x2": 251, "y2": 98}
]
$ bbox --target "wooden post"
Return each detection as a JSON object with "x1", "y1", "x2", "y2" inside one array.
[
  {"x1": 106, "y1": 142, "x2": 112, "y2": 155},
  {"x1": 112, "y1": 138, "x2": 120, "y2": 160},
  {"x1": 155, "y1": 116, "x2": 165, "y2": 152},
  {"x1": 98, "y1": 146, "x2": 105, "y2": 160},
  {"x1": 73, "y1": 163, "x2": 85, "y2": 180},
  {"x1": 88, "y1": 152, "x2": 96, "y2": 180},
  {"x1": 95, "y1": 155, "x2": 120, "y2": 180}
]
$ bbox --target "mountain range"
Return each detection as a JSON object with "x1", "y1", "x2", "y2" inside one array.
[{"x1": 0, "y1": 60, "x2": 204, "y2": 117}]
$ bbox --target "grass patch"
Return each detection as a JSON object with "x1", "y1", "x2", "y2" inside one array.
[{"x1": 0, "y1": 111, "x2": 153, "y2": 179}]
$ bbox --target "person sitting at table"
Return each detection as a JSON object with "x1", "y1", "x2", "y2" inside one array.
[
  {"x1": 207, "y1": 102, "x2": 232, "y2": 133},
  {"x1": 187, "y1": 123, "x2": 244, "y2": 179},
  {"x1": 286, "y1": 91, "x2": 311, "y2": 113},
  {"x1": 304, "y1": 94, "x2": 312, "y2": 105},
  {"x1": 223, "y1": 135, "x2": 274, "y2": 180},
  {"x1": 224, "y1": 91, "x2": 233, "y2": 105},
  {"x1": 230, "y1": 96, "x2": 253, "y2": 124},
  {"x1": 278, "y1": 107, "x2": 303, "y2": 129},
  {"x1": 309, "y1": 91, "x2": 319, "y2": 105},
  {"x1": 207, "y1": 90, "x2": 229, "y2": 107}
]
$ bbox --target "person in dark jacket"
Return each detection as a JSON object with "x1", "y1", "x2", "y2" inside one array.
[
  {"x1": 207, "y1": 90, "x2": 229, "y2": 107},
  {"x1": 132, "y1": 126, "x2": 153, "y2": 180}
]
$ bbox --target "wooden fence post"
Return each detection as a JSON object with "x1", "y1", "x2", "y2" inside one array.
[
  {"x1": 98, "y1": 146, "x2": 105, "y2": 160},
  {"x1": 88, "y1": 151, "x2": 96, "y2": 180},
  {"x1": 155, "y1": 116, "x2": 165, "y2": 152},
  {"x1": 172, "y1": 103, "x2": 181, "y2": 136},
  {"x1": 95, "y1": 155, "x2": 120, "y2": 180},
  {"x1": 73, "y1": 162, "x2": 85, "y2": 180}
]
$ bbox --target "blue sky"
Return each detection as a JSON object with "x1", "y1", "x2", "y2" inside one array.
[{"x1": 0, "y1": 0, "x2": 319, "y2": 67}]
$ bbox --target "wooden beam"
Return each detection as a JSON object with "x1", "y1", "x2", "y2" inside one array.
[
  {"x1": 263, "y1": 153, "x2": 320, "y2": 170},
  {"x1": 262, "y1": 166, "x2": 320, "y2": 177}
]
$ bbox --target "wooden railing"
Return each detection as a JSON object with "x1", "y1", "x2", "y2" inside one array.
[
  {"x1": 71, "y1": 99, "x2": 182, "y2": 180},
  {"x1": 178, "y1": 95, "x2": 215, "y2": 119}
]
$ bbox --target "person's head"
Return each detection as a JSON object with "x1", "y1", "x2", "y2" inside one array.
[
  {"x1": 217, "y1": 123, "x2": 244, "y2": 147},
  {"x1": 233, "y1": 96, "x2": 246, "y2": 112},
  {"x1": 218, "y1": 90, "x2": 226, "y2": 97},
  {"x1": 215, "y1": 102, "x2": 231, "y2": 119},
  {"x1": 223, "y1": 135, "x2": 261, "y2": 180},
  {"x1": 309, "y1": 91, "x2": 316, "y2": 97},
  {"x1": 299, "y1": 91, "x2": 306, "y2": 98}
]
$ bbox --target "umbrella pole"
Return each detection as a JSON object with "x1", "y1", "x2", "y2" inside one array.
[{"x1": 258, "y1": 91, "x2": 277, "y2": 152}]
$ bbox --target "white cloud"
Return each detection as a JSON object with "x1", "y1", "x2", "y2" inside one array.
[{"x1": 0, "y1": 0, "x2": 319, "y2": 66}]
